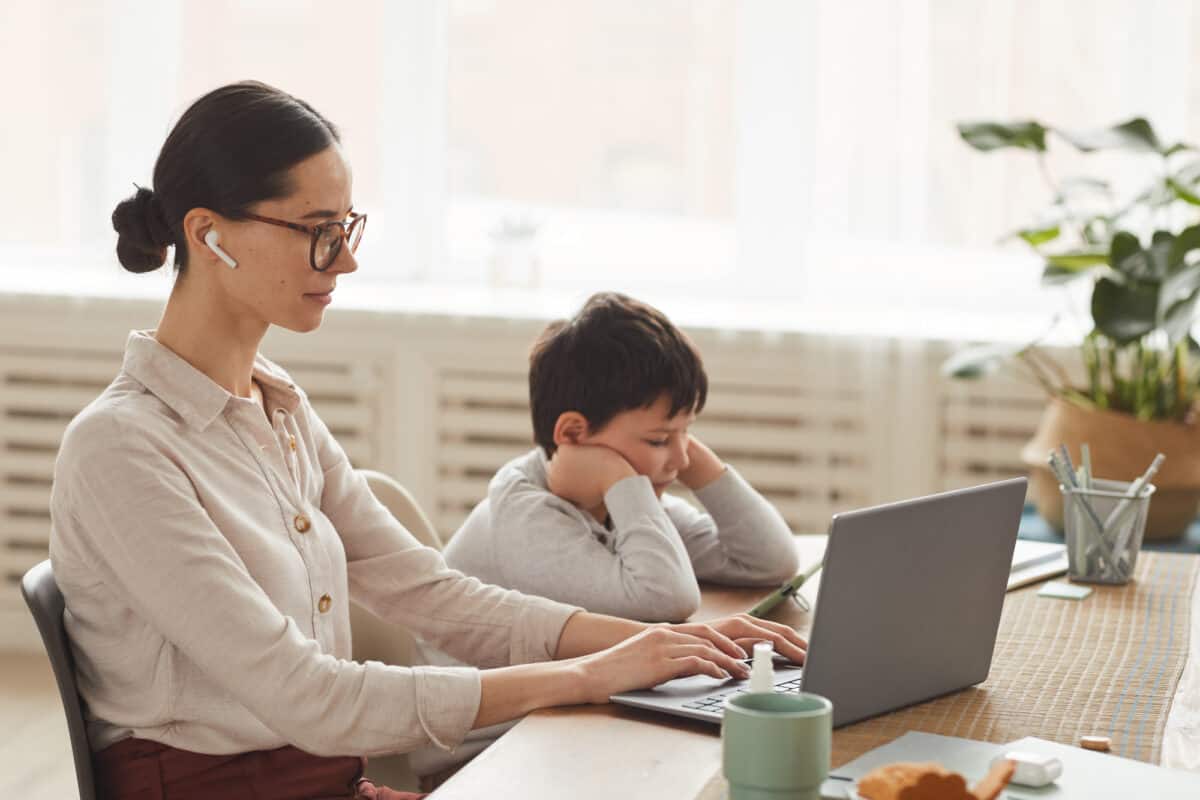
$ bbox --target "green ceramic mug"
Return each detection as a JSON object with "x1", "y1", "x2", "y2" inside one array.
[{"x1": 721, "y1": 692, "x2": 833, "y2": 800}]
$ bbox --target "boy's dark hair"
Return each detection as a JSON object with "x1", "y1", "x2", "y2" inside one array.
[{"x1": 529, "y1": 292, "x2": 708, "y2": 455}]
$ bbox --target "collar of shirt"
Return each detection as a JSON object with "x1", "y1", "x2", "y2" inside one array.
[{"x1": 121, "y1": 330, "x2": 302, "y2": 431}]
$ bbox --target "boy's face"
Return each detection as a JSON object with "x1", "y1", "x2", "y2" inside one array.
[{"x1": 581, "y1": 393, "x2": 695, "y2": 497}]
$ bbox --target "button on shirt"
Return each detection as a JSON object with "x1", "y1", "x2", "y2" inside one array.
[{"x1": 49, "y1": 331, "x2": 580, "y2": 757}]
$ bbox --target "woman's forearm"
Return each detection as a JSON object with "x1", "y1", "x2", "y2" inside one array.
[
  {"x1": 474, "y1": 612, "x2": 797, "y2": 729},
  {"x1": 552, "y1": 610, "x2": 649, "y2": 659},
  {"x1": 473, "y1": 612, "x2": 647, "y2": 728},
  {"x1": 474, "y1": 660, "x2": 588, "y2": 728}
]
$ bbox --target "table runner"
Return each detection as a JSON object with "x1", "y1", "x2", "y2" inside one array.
[
  {"x1": 700, "y1": 553, "x2": 1198, "y2": 799},
  {"x1": 829, "y1": 551, "x2": 1198, "y2": 766}
]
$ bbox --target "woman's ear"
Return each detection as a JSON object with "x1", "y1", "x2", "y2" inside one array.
[{"x1": 552, "y1": 411, "x2": 590, "y2": 446}]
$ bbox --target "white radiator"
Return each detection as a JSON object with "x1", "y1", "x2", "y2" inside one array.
[{"x1": 0, "y1": 293, "x2": 1054, "y2": 650}]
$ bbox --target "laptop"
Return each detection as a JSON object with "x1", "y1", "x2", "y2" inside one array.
[{"x1": 610, "y1": 478, "x2": 1027, "y2": 728}]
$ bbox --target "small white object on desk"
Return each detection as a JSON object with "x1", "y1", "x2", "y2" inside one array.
[
  {"x1": 1037, "y1": 581, "x2": 1092, "y2": 600},
  {"x1": 748, "y1": 641, "x2": 775, "y2": 693},
  {"x1": 991, "y1": 750, "x2": 1063, "y2": 787}
]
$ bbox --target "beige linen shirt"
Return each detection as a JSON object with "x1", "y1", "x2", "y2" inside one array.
[{"x1": 49, "y1": 331, "x2": 580, "y2": 757}]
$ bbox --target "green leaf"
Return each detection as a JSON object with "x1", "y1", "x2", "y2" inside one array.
[
  {"x1": 1168, "y1": 177, "x2": 1200, "y2": 205},
  {"x1": 1165, "y1": 142, "x2": 1195, "y2": 157},
  {"x1": 941, "y1": 343, "x2": 1023, "y2": 379},
  {"x1": 1110, "y1": 231, "x2": 1154, "y2": 279},
  {"x1": 1162, "y1": 288, "x2": 1200, "y2": 344},
  {"x1": 1175, "y1": 159, "x2": 1200, "y2": 184},
  {"x1": 1137, "y1": 178, "x2": 1180, "y2": 207},
  {"x1": 1059, "y1": 176, "x2": 1112, "y2": 195},
  {"x1": 1044, "y1": 251, "x2": 1108, "y2": 269},
  {"x1": 1082, "y1": 217, "x2": 1112, "y2": 246},
  {"x1": 956, "y1": 120, "x2": 1048, "y2": 152},
  {"x1": 1016, "y1": 225, "x2": 1061, "y2": 247},
  {"x1": 1092, "y1": 277, "x2": 1158, "y2": 345},
  {"x1": 1158, "y1": 264, "x2": 1200, "y2": 326},
  {"x1": 1042, "y1": 261, "x2": 1113, "y2": 287},
  {"x1": 1168, "y1": 224, "x2": 1200, "y2": 269},
  {"x1": 1148, "y1": 230, "x2": 1176, "y2": 279},
  {"x1": 1057, "y1": 117, "x2": 1163, "y2": 153}
]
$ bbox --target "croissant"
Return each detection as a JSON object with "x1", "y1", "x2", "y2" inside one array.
[{"x1": 857, "y1": 758, "x2": 1015, "y2": 800}]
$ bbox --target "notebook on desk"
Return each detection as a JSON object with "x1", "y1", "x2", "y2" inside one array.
[
  {"x1": 611, "y1": 478, "x2": 1027, "y2": 728},
  {"x1": 1008, "y1": 539, "x2": 1068, "y2": 590}
]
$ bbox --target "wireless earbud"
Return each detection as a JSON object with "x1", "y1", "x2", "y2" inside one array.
[{"x1": 204, "y1": 229, "x2": 238, "y2": 269}]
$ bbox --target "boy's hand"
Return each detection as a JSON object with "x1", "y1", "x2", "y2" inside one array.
[
  {"x1": 547, "y1": 443, "x2": 637, "y2": 510},
  {"x1": 676, "y1": 435, "x2": 725, "y2": 491}
]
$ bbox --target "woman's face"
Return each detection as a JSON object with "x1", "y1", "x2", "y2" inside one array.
[{"x1": 209, "y1": 144, "x2": 358, "y2": 333}]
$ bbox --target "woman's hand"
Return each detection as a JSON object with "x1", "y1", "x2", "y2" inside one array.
[
  {"x1": 477, "y1": 613, "x2": 808, "y2": 727},
  {"x1": 574, "y1": 625, "x2": 751, "y2": 704},
  {"x1": 669, "y1": 613, "x2": 808, "y2": 665}
]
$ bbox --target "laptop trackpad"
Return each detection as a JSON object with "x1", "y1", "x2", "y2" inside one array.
[{"x1": 650, "y1": 673, "x2": 736, "y2": 697}]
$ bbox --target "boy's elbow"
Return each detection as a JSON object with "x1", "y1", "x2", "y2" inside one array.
[
  {"x1": 619, "y1": 578, "x2": 700, "y2": 623},
  {"x1": 654, "y1": 583, "x2": 702, "y2": 623},
  {"x1": 751, "y1": 540, "x2": 801, "y2": 585},
  {"x1": 775, "y1": 543, "x2": 801, "y2": 581}
]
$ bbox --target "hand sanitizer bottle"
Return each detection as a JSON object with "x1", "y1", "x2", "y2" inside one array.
[{"x1": 748, "y1": 641, "x2": 775, "y2": 693}]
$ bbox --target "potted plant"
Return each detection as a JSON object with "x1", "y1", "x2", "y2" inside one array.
[{"x1": 946, "y1": 117, "x2": 1200, "y2": 537}]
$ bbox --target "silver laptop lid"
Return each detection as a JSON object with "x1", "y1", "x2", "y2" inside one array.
[{"x1": 802, "y1": 477, "x2": 1026, "y2": 727}]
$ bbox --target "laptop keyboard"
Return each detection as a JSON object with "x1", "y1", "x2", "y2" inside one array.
[{"x1": 678, "y1": 675, "x2": 804, "y2": 717}]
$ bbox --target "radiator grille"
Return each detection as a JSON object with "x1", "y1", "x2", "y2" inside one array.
[
  {"x1": 431, "y1": 336, "x2": 883, "y2": 539},
  {"x1": 0, "y1": 346, "x2": 381, "y2": 620}
]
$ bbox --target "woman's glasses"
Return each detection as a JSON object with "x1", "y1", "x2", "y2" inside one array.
[{"x1": 240, "y1": 211, "x2": 367, "y2": 271}]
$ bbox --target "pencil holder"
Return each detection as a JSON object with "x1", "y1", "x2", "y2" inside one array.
[{"x1": 1061, "y1": 478, "x2": 1155, "y2": 585}]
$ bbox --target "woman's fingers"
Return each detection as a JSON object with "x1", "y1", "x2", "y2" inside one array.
[
  {"x1": 712, "y1": 614, "x2": 808, "y2": 663},
  {"x1": 747, "y1": 617, "x2": 808, "y2": 661},
  {"x1": 668, "y1": 622, "x2": 747, "y2": 659},
  {"x1": 669, "y1": 643, "x2": 750, "y2": 680},
  {"x1": 673, "y1": 655, "x2": 729, "y2": 681}
]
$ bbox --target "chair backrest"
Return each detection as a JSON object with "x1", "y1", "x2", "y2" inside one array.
[
  {"x1": 358, "y1": 469, "x2": 443, "y2": 551},
  {"x1": 351, "y1": 470, "x2": 444, "y2": 670},
  {"x1": 20, "y1": 559, "x2": 97, "y2": 800}
]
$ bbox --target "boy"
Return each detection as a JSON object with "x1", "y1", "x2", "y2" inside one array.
[{"x1": 442, "y1": 292, "x2": 800, "y2": 622}]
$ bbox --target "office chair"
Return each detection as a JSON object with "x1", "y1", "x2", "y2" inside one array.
[
  {"x1": 20, "y1": 559, "x2": 97, "y2": 800},
  {"x1": 353, "y1": 469, "x2": 510, "y2": 789},
  {"x1": 19, "y1": 474, "x2": 450, "y2": 797}
]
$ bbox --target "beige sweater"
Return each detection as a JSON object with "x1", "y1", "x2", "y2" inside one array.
[{"x1": 50, "y1": 332, "x2": 579, "y2": 757}]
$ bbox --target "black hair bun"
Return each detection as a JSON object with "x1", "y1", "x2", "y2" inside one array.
[{"x1": 111, "y1": 186, "x2": 174, "y2": 273}]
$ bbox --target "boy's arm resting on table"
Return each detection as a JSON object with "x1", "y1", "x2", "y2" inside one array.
[
  {"x1": 482, "y1": 475, "x2": 703, "y2": 622},
  {"x1": 671, "y1": 440, "x2": 800, "y2": 585},
  {"x1": 54, "y1": 415, "x2": 485, "y2": 756}
]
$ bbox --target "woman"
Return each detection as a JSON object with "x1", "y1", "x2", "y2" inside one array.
[{"x1": 49, "y1": 81, "x2": 806, "y2": 799}]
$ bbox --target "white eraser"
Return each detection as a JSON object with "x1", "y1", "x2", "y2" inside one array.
[{"x1": 991, "y1": 751, "x2": 1063, "y2": 787}]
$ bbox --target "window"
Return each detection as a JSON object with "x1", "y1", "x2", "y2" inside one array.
[
  {"x1": 5, "y1": 0, "x2": 1200, "y2": 326},
  {"x1": 443, "y1": 0, "x2": 736, "y2": 286}
]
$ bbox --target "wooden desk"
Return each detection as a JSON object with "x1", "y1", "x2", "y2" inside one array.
[
  {"x1": 432, "y1": 537, "x2": 1199, "y2": 799},
  {"x1": 432, "y1": 536, "x2": 828, "y2": 799}
]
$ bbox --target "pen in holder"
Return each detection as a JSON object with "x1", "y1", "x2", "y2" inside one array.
[{"x1": 1061, "y1": 478, "x2": 1154, "y2": 584}]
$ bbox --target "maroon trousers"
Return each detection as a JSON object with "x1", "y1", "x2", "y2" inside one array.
[{"x1": 94, "y1": 738, "x2": 425, "y2": 800}]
